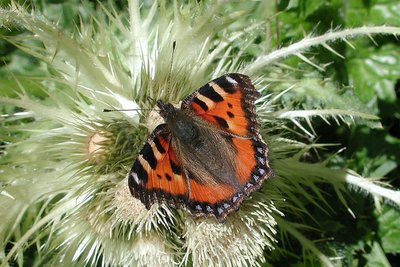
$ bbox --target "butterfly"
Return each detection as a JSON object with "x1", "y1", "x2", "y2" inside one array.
[{"x1": 128, "y1": 73, "x2": 273, "y2": 222}]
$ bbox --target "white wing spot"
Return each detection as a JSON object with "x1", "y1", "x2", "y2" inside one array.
[
  {"x1": 131, "y1": 172, "x2": 140, "y2": 184},
  {"x1": 225, "y1": 76, "x2": 238, "y2": 85}
]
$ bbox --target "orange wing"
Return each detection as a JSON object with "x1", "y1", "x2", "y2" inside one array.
[
  {"x1": 182, "y1": 73, "x2": 260, "y2": 137},
  {"x1": 185, "y1": 135, "x2": 273, "y2": 222},
  {"x1": 128, "y1": 124, "x2": 188, "y2": 208}
]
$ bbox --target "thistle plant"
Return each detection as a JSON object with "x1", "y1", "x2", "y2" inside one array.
[{"x1": 1, "y1": 1, "x2": 400, "y2": 266}]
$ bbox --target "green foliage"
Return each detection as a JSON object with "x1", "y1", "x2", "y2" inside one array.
[
  {"x1": 347, "y1": 43, "x2": 400, "y2": 104},
  {"x1": 257, "y1": 0, "x2": 400, "y2": 266},
  {"x1": 378, "y1": 207, "x2": 400, "y2": 254}
]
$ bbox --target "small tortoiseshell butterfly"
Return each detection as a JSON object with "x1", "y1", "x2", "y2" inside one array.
[{"x1": 128, "y1": 73, "x2": 273, "y2": 222}]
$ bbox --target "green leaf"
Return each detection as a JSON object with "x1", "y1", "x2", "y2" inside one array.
[
  {"x1": 377, "y1": 207, "x2": 400, "y2": 254},
  {"x1": 346, "y1": 44, "x2": 400, "y2": 104},
  {"x1": 346, "y1": 0, "x2": 400, "y2": 27},
  {"x1": 364, "y1": 241, "x2": 391, "y2": 267}
]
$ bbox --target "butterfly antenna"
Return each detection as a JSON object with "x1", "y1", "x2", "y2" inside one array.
[
  {"x1": 103, "y1": 108, "x2": 153, "y2": 112},
  {"x1": 166, "y1": 40, "x2": 177, "y2": 97}
]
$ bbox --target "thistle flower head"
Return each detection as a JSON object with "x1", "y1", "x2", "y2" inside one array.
[{"x1": 0, "y1": 1, "x2": 280, "y2": 265}]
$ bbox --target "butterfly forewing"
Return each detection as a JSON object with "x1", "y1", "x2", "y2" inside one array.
[
  {"x1": 182, "y1": 73, "x2": 261, "y2": 137},
  {"x1": 129, "y1": 124, "x2": 188, "y2": 208}
]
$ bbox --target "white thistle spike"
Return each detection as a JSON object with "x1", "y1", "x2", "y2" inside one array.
[
  {"x1": 295, "y1": 52, "x2": 325, "y2": 71},
  {"x1": 322, "y1": 43, "x2": 345, "y2": 59}
]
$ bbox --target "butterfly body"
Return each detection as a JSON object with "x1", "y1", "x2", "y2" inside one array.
[
  {"x1": 129, "y1": 73, "x2": 273, "y2": 222},
  {"x1": 157, "y1": 100, "x2": 201, "y2": 144}
]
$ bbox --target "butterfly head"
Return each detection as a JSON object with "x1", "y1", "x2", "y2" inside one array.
[
  {"x1": 156, "y1": 100, "x2": 177, "y2": 121},
  {"x1": 156, "y1": 99, "x2": 199, "y2": 142}
]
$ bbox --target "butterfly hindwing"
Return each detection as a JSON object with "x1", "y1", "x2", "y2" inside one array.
[
  {"x1": 182, "y1": 73, "x2": 260, "y2": 137},
  {"x1": 230, "y1": 136, "x2": 272, "y2": 192},
  {"x1": 183, "y1": 135, "x2": 273, "y2": 221},
  {"x1": 128, "y1": 124, "x2": 189, "y2": 208}
]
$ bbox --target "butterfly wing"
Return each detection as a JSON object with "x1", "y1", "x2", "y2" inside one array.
[
  {"x1": 180, "y1": 73, "x2": 273, "y2": 221},
  {"x1": 128, "y1": 124, "x2": 189, "y2": 208},
  {"x1": 182, "y1": 134, "x2": 272, "y2": 222},
  {"x1": 182, "y1": 73, "x2": 261, "y2": 137}
]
